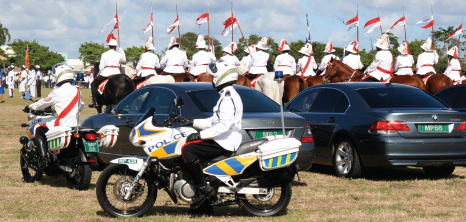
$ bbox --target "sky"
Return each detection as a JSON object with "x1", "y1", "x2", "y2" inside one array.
[{"x1": 0, "y1": 0, "x2": 465, "y2": 59}]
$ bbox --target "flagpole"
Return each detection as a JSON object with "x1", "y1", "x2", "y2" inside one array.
[
  {"x1": 357, "y1": 4, "x2": 359, "y2": 55},
  {"x1": 377, "y1": 6, "x2": 383, "y2": 35},
  {"x1": 116, "y1": 2, "x2": 120, "y2": 48},
  {"x1": 176, "y1": 4, "x2": 182, "y2": 49},
  {"x1": 306, "y1": 13, "x2": 311, "y2": 43},
  {"x1": 231, "y1": 1, "x2": 234, "y2": 43},
  {"x1": 431, "y1": 5, "x2": 435, "y2": 50},
  {"x1": 458, "y1": 16, "x2": 464, "y2": 48},
  {"x1": 151, "y1": 2, "x2": 154, "y2": 47},
  {"x1": 208, "y1": 5, "x2": 211, "y2": 51},
  {"x1": 236, "y1": 19, "x2": 250, "y2": 54},
  {"x1": 403, "y1": 7, "x2": 407, "y2": 42}
]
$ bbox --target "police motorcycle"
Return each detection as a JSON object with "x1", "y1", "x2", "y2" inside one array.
[
  {"x1": 96, "y1": 96, "x2": 301, "y2": 217},
  {"x1": 19, "y1": 99, "x2": 119, "y2": 190}
]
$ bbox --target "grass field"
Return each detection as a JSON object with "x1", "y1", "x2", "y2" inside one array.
[{"x1": 1, "y1": 87, "x2": 466, "y2": 221}]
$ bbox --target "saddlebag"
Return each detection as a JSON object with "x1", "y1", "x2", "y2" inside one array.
[
  {"x1": 97, "y1": 125, "x2": 119, "y2": 148},
  {"x1": 45, "y1": 126, "x2": 73, "y2": 154},
  {"x1": 257, "y1": 137, "x2": 301, "y2": 171}
]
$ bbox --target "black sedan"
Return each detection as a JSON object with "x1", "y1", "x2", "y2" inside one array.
[
  {"x1": 286, "y1": 82, "x2": 466, "y2": 178},
  {"x1": 435, "y1": 84, "x2": 466, "y2": 112},
  {"x1": 82, "y1": 83, "x2": 314, "y2": 171}
]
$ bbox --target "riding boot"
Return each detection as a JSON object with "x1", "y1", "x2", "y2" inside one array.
[
  {"x1": 185, "y1": 160, "x2": 214, "y2": 209},
  {"x1": 37, "y1": 139, "x2": 51, "y2": 168}
]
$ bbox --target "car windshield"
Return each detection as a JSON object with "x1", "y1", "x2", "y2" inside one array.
[
  {"x1": 357, "y1": 87, "x2": 447, "y2": 108},
  {"x1": 188, "y1": 89, "x2": 281, "y2": 113}
]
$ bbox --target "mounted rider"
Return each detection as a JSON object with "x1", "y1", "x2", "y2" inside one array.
[
  {"x1": 445, "y1": 46, "x2": 463, "y2": 82},
  {"x1": 342, "y1": 41, "x2": 363, "y2": 70},
  {"x1": 274, "y1": 39, "x2": 296, "y2": 77},
  {"x1": 394, "y1": 41, "x2": 415, "y2": 76},
  {"x1": 90, "y1": 37, "x2": 126, "y2": 108},
  {"x1": 190, "y1": 35, "x2": 216, "y2": 78},
  {"x1": 220, "y1": 42, "x2": 241, "y2": 66},
  {"x1": 296, "y1": 43, "x2": 317, "y2": 77},
  {"x1": 318, "y1": 41, "x2": 340, "y2": 75},
  {"x1": 133, "y1": 37, "x2": 160, "y2": 87},
  {"x1": 248, "y1": 37, "x2": 270, "y2": 79},
  {"x1": 364, "y1": 33, "x2": 393, "y2": 82},
  {"x1": 160, "y1": 37, "x2": 189, "y2": 75},
  {"x1": 240, "y1": 45, "x2": 256, "y2": 71},
  {"x1": 416, "y1": 38, "x2": 438, "y2": 77}
]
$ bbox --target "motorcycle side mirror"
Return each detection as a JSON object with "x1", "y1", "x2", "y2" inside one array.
[{"x1": 174, "y1": 96, "x2": 184, "y2": 108}]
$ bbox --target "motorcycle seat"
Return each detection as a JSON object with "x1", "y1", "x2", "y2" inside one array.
[{"x1": 205, "y1": 138, "x2": 268, "y2": 164}]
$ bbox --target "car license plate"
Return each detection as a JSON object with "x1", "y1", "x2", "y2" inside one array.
[
  {"x1": 256, "y1": 130, "x2": 283, "y2": 139},
  {"x1": 84, "y1": 141, "x2": 99, "y2": 152},
  {"x1": 418, "y1": 124, "x2": 449, "y2": 133}
]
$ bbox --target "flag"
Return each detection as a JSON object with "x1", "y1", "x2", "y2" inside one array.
[
  {"x1": 417, "y1": 15, "x2": 434, "y2": 29},
  {"x1": 222, "y1": 15, "x2": 238, "y2": 36},
  {"x1": 386, "y1": 16, "x2": 406, "y2": 33},
  {"x1": 167, "y1": 16, "x2": 179, "y2": 34},
  {"x1": 196, "y1": 13, "x2": 209, "y2": 25},
  {"x1": 25, "y1": 44, "x2": 29, "y2": 70},
  {"x1": 305, "y1": 30, "x2": 311, "y2": 44},
  {"x1": 142, "y1": 13, "x2": 153, "y2": 34},
  {"x1": 98, "y1": 13, "x2": 118, "y2": 33},
  {"x1": 447, "y1": 24, "x2": 462, "y2": 40},
  {"x1": 364, "y1": 17, "x2": 381, "y2": 34},
  {"x1": 344, "y1": 14, "x2": 359, "y2": 31}
]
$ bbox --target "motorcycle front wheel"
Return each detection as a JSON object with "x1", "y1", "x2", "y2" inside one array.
[
  {"x1": 20, "y1": 148, "x2": 43, "y2": 183},
  {"x1": 66, "y1": 165, "x2": 92, "y2": 190},
  {"x1": 96, "y1": 164, "x2": 157, "y2": 217},
  {"x1": 237, "y1": 182, "x2": 292, "y2": 217}
]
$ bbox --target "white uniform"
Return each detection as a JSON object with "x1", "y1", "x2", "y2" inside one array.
[
  {"x1": 366, "y1": 50, "x2": 393, "y2": 81},
  {"x1": 29, "y1": 83, "x2": 84, "y2": 129},
  {"x1": 193, "y1": 86, "x2": 243, "y2": 152},
  {"x1": 19, "y1": 70, "x2": 28, "y2": 92},
  {"x1": 160, "y1": 48, "x2": 188, "y2": 74},
  {"x1": 342, "y1": 54, "x2": 363, "y2": 70},
  {"x1": 394, "y1": 55, "x2": 415, "y2": 75},
  {"x1": 249, "y1": 50, "x2": 269, "y2": 74},
  {"x1": 220, "y1": 54, "x2": 241, "y2": 67},
  {"x1": 445, "y1": 58, "x2": 462, "y2": 81},
  {"x1": 416, "y1": 51, "x2": 438, "y2": 75},
  {"x1": 99, "y1": 49, "x2": 126, "y2": 77},
  {"x1": 274, "y1": 53, "x2": 296, "y2": 75},
  {"x1": 297, "y1": 56, "x2": 317, "y2": 77},
  {"x1": 7, "y1": 70, "x2": 15, "y2": 96},
  {"x1": 319, "y1": 54, "x2": 339, "y2": 73},
  {"x1": 240, "y1": 55, "x2": 252, "y2": 69},
  {"x1": 27, "y1": 70, "x2": 36, "y2": 97},
  {"x1": 135, "y1": 52, "x2": 160, "y2": 77},
  {"x1": 190, "y1": 50, "x2": 216, "y2": 76}
]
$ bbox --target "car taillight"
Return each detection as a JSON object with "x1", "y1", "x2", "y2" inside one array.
[
  {"x1": 369, "y1": 121, "x2": 410, "y2": 134},
  {"x1": 458, "y1": 121, "x2": 466, "y2": 131},
  {"x1": 84, "y1": 133, "x2": 97, "y2": 141},
  {"x1": 300, "y1": 136, "x2": 314, "y2": 143}
]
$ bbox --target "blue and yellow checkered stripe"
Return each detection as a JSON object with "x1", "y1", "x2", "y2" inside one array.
[
  {"x1": 150, "y1": 140, "x2": 179, "y2": 158},
  {"x1": 204, "y1": 155, "x2": 257, "y2": 176},
  {"x1": 263, "y1": 152, "x2": 297, "y2": 169},
  {"x1": 48, "y1": 138, "x2": 62, "y2": 149}
]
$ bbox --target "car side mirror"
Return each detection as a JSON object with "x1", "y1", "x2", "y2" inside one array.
[
  {"x1": 174, "y1": 96, "x2": 184, "y2": 108},
  {"x1": 105, "y1": 105, "x2": 115, "y2": 114}
]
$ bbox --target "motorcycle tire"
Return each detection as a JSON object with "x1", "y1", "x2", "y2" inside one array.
[
  {"x1": 20, "y1": 148, "x2": 43, "y2": 183},
  {"x1": 237, "y1": 182, "x2": 292, "y2": 217},
  {"x1": 96, "y1": 164, "x2": 157, "y2": 217},
  {"x1": 65, "y1": 165, "x2": 92, "y2": 190}
]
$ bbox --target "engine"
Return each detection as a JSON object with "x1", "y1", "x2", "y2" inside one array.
[{"x1": 173, "y1": 179, "x2": 196, "y2": 203}]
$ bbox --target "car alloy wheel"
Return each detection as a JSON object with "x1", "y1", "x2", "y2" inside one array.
[{"x1": 333, "y1": 139, "x2": 361, "y2": 178}]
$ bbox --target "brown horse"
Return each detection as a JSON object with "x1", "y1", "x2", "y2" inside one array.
[
  {"x1": 283, "y1": 75, "x2": 308, "y2": 104},
  {"x1": 305, "y1": 75, "x2": 324, "y2": 87},
  {"x1": 324, "y1": 58, "x2": 364, "y2": 82},
  {"x1": 389, "y1": 75, "x2": 426, "y2": 91},
  {"x1": 196, "y1": 73, "x2": 251, "y2": 87},
  {"x1": 424, "y1": 73, "x2": 453, "y2": 94},
  {"x1": 171, "y1": 73, "x2": 195, "y2": 82}
]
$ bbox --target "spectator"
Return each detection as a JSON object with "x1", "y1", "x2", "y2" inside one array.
[{"x1": 0, "y1": 69, "x2": 4, "y2": 103}]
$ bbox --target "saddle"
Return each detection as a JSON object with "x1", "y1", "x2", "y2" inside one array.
[{"x1": 97, "y1": 79, "x2": 109, "y2": 95}]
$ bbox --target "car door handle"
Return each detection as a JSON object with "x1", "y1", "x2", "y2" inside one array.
[
  {"x1": 126, "y1": 118, "x2": 134, "y2": 123},
  {"x1": 327, "y1": 117, "x2": 335, "y2": 123}
]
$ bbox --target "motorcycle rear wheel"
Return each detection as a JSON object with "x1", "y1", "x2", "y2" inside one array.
[
  {"x1": 20, "y1": 148, "x2": 43, "y2": 183},
  {"x1": 65, "y1": 165, "x2": 92, "y2": 190},
  {"x1": 237, "y1": 182, "x2": 292, "y2": 217},
  {"x1": 96, "y1": 164, "x2": 157, "y2": 217}
]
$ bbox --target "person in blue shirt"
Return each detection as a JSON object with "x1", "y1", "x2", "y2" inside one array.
[{"x1": 0, "y1": 70, "x2": 5, "y2": 103}]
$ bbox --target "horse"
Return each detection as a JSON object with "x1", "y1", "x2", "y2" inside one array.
[
  {"x1": 305, "y1": 75, "x2": 324, "y2": 87},
  {"x1": 424, "y1": 73, "x2": 453, "y2": 94},
  {"x1": 171, "y1": 73, "x2": 195, "y2": 82},
  {"x1": 389, "y1": 75, "x2": 426, "y2": 91},
  {"x1": 196, "y1": 73, "x2": 252, "y2": 88},
  {"x1": 324, "y1": 58, "x2": 364, "y2": 83},
  {"x1": 92, "y1": 62, "x2": 135, "y2": 113},
  {"x1": 283, "y1": 75, "x2": 308, "y2": 104}
]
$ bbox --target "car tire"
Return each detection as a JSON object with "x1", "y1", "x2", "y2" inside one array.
[
  {"x1": 423, "y1": 166, "x2": 455, "y2": 178},
  {"x1": 333, "y1": 138, "x2": 362, "y2": 178}
]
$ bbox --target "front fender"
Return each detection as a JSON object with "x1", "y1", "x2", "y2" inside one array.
[{"x1": 110, "y1": 157, "x2": 145, "y2": 171}]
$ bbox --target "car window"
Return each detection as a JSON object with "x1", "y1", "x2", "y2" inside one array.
[
  {"x1": 310, "y1": 88, "x2": 348, "y2": 113},
  {"x1": 143, "y1": 88, "x2": 176, "y2": 114},
  {"x1": 357, "y1": 87, "x2": 447, "y2": 108},
  {"x1": 286, "y1": 88, "x2": 321, "y2": 112},
  {"x1": 115, "y1": 88, "x2": 152, "y2": 114},
  {"x1": 435, "y1": 87, "x2": 464, "y2": 108}
]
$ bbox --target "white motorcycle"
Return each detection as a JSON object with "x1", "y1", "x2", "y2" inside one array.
[{"x1": 96, "y1": 96, "x2": 301, "y2": 217}]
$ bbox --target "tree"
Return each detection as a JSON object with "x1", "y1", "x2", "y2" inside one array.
[
  {"x1": 8, "y1": 39, "x2": 64, "y2": 71},
  {"x1": 79, "y1": 42, "x2": 106, "y2": 68},
  {"x1": 124, "y1": 46, "x2": 145, "y2": 68},
  {"x1": 432, "y1": 26, "x2": 466, "y2": 72},
  {"x1": 0, "y1": 23, "x2": 11, "y2": 45}
]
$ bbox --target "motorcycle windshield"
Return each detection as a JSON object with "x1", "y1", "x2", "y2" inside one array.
[{"x1": 134, "y1": 108, "x2": 156, "y2": 126}]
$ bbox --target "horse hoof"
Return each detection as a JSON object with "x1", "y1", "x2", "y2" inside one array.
[{"x1": 88, "y1": 104, "x2": 95, "y2": 108}]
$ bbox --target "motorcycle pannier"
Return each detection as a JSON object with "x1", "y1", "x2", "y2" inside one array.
[
  {"x1": 257, "y1": 137, "x2": 301, "y2": 171},
  {"x1": 97, "y1": 125, "x2": 119, "y2": 148},
  {"x1": 45, "y1": 126, "x2": 73, "y2": 153}
]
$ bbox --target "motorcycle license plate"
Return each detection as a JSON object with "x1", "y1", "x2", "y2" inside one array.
[
  {"x1": 417, "y1": 124, "x2": 450, "y2": 133},
  {"x1": 84, "y1": 141, "x2": 99, "y2": 152},
  {"x1": 255, "y1": 130, "x2": 283, "y2": 139}
]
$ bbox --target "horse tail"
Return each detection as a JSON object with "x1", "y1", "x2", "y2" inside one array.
[{"x1": 299, "y1": 77, "x2": 307, "y2": 91}]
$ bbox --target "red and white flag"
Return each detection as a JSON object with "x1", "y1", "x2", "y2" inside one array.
[
  {"x1": 386, "y1": 16, "x2": 406, "y2": 33},
  {"x1": 98, "y1": 13, "x2": 119, "y2": 33},
  {"x1": 167, "y1": 16, "x2": 179, "y2": 34},
  {"x1": 417, "y1": 15, "x2": 434, "y2": 29},
  {"x1": 343, "y1": 14, "x2": 359, "y2": 31},
  {"x1": 447, "y1": 24, "x2": 463, "y2": 40},
  {"x1": 142, "y1": 13, "x2": 153, "y2": 34},
  {"x1": 196, "y1": 13, "x2": 209, "y2": 25},
  {"x1": 278, "y1": 39, "x2": 288, "y2": 51},
  {"x1": 364, "y1": 17, "x2": 381, "y2": 34},
  {"x1": 222, "y1": 15, "x2": 238, "y2": 36}
]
